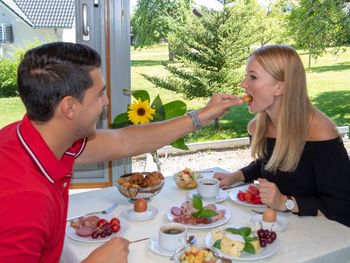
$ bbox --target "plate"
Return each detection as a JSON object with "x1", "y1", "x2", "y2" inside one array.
[
  {"x1": 187, "y1": 189, "x2": 228, "y2": 203},
  {"x1": 66, "y1": 215, "x2": 128, "y2": 243},
  {"x1": 204, "y1": 225, "x2": 280, "y2": 261},
  {"x1": 121, "y1": 206, "x2": 158, "y2": 221},
  {"x1": 229, "y1": 184, "x2": 267, "y2": 208},
  {"x1": 147, "y1": 234, "x2": 197, "y2": 257},
  {"x1": 166, "y1": 203, "x2": 230, "y2": 229},
  {"x1": 250, "y1": 214, "x2": 287, "y2": 232}
]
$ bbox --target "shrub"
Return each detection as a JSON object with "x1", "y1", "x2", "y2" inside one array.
[{"x1": 0, "y1": 57, "x2": 18, "y2": 97}]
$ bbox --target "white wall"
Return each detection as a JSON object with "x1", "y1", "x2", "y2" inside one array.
[{"x1": 0, "y1": 4, "x2": 75, "y2": 58}]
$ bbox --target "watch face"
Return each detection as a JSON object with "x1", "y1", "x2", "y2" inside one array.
[{"x1": 285, "y1": 199, "x2": 295, "y2": 210}]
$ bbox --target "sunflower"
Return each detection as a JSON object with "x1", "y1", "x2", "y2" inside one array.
[{"x1": 128, "y1": 99, "x2": 156, "y2": 124}]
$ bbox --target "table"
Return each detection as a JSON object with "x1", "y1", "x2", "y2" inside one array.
[{"x1": 61, "y1": 167, "x2": 350, "y2": 263}]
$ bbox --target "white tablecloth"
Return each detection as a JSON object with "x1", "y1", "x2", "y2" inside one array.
[{"x1": 61, "y1": 167, "x2": 350, "y2": 263}]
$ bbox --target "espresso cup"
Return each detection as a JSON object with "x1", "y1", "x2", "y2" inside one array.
[
  {"x1": 197, "y1": 178, "x2": 220, "y2": 199},
  {"x1": 159, "y1": 223, "x2": 187, "y2": 251}
]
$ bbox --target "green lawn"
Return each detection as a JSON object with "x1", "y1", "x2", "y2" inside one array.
[{"x1": 1, "y1": 46, "x2": 349, "y2": 143}]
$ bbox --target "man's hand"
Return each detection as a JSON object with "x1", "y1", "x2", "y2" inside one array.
[
  {"x1": 198, "y1": 94, "x2": 243, "y2": 126},
  {"x1": 82, "y1": 237, "x2": 129, "y2": 263}
]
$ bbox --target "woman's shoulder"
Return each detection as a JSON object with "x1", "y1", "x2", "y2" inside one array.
[{"x1": 307, "y1": 111, "x2": 339, "y2": 141}]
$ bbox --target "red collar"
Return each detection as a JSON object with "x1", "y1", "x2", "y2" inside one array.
[{"x1": 16, "y1": 115, "x2": 83, "y2": 183}]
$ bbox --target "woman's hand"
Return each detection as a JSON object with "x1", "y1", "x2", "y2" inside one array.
[
  {"x1": 214, "y1": 170, "x2": 244, "y2": 188},
  {"x1": 257, "y1": 178, "x2": 286, "y2": 211}
]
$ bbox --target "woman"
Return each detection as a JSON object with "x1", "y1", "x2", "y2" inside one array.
[{"x1": 215, "y1": 45, "x2": 350, "y2": 227}]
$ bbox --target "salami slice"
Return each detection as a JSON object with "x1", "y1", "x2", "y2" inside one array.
[
  {"x1": 76, "y1": 226, "x2": 94, "y2": 237},
  {"x1": 171, "y1": 206, "x2": 182, "y2": 216}
]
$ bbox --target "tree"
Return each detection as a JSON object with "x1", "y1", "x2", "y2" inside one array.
[
  {"x1": 288, "y1": 0, "x2": 350, "y2": 67},
  {"x1": 132, "y1": 0, "x2": 192, "y2": 60},
  {"x1": 254, "y1": 0, "x2": 291, "y2": 46},
  {"x1": 142, "y1": 1, "x2": 260, "y2": 100}
]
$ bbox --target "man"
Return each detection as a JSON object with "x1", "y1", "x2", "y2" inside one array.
[{"x1": 0, "y1": 42, "x2": 243, "y2": 263}]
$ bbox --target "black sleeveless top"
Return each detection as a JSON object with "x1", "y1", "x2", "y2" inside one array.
[{"x1": 241, "y1": 137, "x2": 350, "y2": 227}]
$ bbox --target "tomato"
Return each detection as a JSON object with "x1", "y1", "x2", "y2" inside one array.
[
  {"x1": 96, "y1": 219, "x2": 108, "y2": 229},
  {"x1": 110, "y1": 223, "x2": 121, "y2": 233},
  {"x1": 110, "y1": 217, "x2": 120, "y2": 225}
]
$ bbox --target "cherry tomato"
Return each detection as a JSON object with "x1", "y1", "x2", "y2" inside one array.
[
  {"x1": 96, "y1": 219, "x2": 108, "y2": 229},
  {"x1": 110, "y1": 223, "x2": 121, "y2": 233},
  {"x1": 110, "y1": 217, "x2": 120, "y2": 225}
]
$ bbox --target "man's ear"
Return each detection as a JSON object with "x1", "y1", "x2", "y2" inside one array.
[
  {"x1": 274, "y1": 81, "x2": 284, "y2": 96},
  {"x1": 59, "y1": 96, "x2": 76, "y2": 119}
]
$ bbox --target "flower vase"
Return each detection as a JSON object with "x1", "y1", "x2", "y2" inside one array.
[{"x1": 144, "y1": 150, "x2": 167, "y2": 173}]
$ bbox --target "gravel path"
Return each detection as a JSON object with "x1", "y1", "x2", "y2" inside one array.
[{"x1": 132, "y1": 140, "x2": 350, "y2": 177}]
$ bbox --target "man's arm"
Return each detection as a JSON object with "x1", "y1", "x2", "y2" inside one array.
[{"x1": 76, "y1": 94, "x2": 243, "y2": 164}]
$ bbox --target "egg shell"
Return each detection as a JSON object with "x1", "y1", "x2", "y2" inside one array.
[
  {"x1": 134, "y1": 198, "x2": 148, "y2": 212},
  {"x1": 262, "y1": 208, "x2": 276, "y2": 223}
]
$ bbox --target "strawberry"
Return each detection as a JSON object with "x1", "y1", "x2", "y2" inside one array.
[
  {"x1": 237, "y1": 191, "x2": 245, "y2": 201},
  {"x1": 252, "y1": 195, "x2": 262, "y2": 204},
  {"x1": 248, "y1": 185, "x2": 259, "y2": 195},
  {"x1": 244, "y1": 192, "x2": 253, "y2": 202}
]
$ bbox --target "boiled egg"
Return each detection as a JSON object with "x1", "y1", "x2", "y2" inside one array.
[
  {"x1": 262, "y1": 208, "x2": 276, "y2": 223},
  {"x1": 134, "y1": 198, "x2": 148, "y2": 212}
]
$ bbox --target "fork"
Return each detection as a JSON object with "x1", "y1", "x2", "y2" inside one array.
[
  {"x1": 67, "y1": 203, "x2": 119, "y2": 222},
  {"x1": 251, "y1": 209, "x2": 264, "y2": 214}
]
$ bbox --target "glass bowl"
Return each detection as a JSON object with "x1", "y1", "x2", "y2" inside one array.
[
  {"x1": 115, "y1": 172, "x2": 164, "y2": 202},
  {"x1": 173, "y1": 168, "x2": 202, "y2": 190},
  {"x1": 174, "y1": 245, "x2": 221, "y2": 263}
]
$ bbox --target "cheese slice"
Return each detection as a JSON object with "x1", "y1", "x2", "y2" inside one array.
[
  {"x1": 211, "y1": 228, "x2": 225, "y2": 241},
  {"x1": 220, "y1": 234, "x2": 245, "y2": 257}
]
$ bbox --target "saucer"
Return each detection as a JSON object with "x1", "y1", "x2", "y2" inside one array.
[
  {"x1": 251, "y1": 214, "x2": 287, "y2": 232},
  {"x1": 121, "y1": 206, "x2": 158, "y2": 221},
  {"x1": 187, "y1": 189, "x2": 228, "y2": 203},
  {"x1": 147, "y1": 236, "x2": 179, "y2": 257},
  {"x1": 147, "y1": 234, "x2": 197, "y2": 257}
]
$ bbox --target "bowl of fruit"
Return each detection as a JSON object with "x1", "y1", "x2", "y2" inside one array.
[
  {"x1": 116, "y1": 171, "x2": 164, "y2": 202},
  {"x1": 173, "y1": 168, "x2": 202, "y2": 190},
  {"x1": 174, "y1": 246, "x2": 220, "y2": 263}
]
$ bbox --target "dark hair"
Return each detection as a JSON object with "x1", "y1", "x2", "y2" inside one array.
[{"x1": 17, "y1": 42, "x2": 101, "y2": 122}]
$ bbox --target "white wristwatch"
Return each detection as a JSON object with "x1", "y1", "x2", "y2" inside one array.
[{"x1": 284, "y1": 195, "x2": 295, "y2": 211}]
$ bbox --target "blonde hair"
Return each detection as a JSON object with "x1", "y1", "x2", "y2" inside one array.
[{"x1": 250, "y1": 45, "x2": 313, "y2": 172}]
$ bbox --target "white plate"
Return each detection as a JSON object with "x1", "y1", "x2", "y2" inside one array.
[
  {"x1": 147, "y1": 234, "x2": 197, "y2": 257},
  {"x1": 187, "y1": 189, "x2": 228, "y2": 203},
  {"x1": 66, "y1": 215, "x2": 128, "y2": 243},
  {"x1": 166, "y1": 203, "x2": 230, "y2": 229},
  {"x1": 250, "y1": 214, "x2": 287, "y2": 232},
  {"x1": 122, "y1": 206, "x2": 158, "y2": 221},
  {"x1": 229, "y1": 184, "x2": 267, "y2": 208},
  {"x1": 204, "y1": 225, "x2": 280, "y2": 261}
]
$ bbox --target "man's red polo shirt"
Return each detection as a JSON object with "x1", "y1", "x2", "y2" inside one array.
[{"x1": 0, "y1": 115, "x2": 86, "y2": 263}]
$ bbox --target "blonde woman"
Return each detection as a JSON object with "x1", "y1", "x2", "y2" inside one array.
[{"x1": 215, "y1": 45, "x2": 350, "y2": 227}]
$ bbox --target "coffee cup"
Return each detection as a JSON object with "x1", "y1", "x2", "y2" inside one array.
[
  {"x1": 197, "y1": 178, "x2": 220, "y2": 199},
  {"x1": 159, "y1": 223, "x2": 187, "y2": 251}
]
